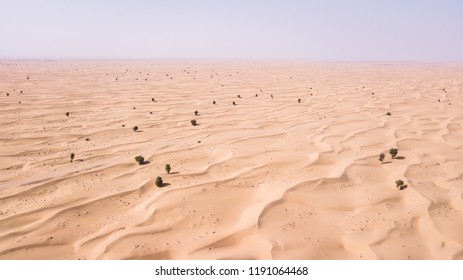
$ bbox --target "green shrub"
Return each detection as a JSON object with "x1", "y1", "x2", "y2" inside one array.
[
  {"x1": 396, "y1": 179, "x2": 404, "y2": 190},
  {"x1": 389, "y1": 148, "x2": 398, "y2": 159},
  {"x1": 135, "y1": 156, "x2": 144, "y2": 165},
  {"x1": 165, "y1": 164, "x2": 171, "y2": 174},
  {"x1": 379, "y1": 153, "x2": 385, "y2": 163},
  {"x1": 155, "y1": 176, "x2": 163, "y2": 187}
]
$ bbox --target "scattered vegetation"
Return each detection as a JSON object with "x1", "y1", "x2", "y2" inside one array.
[
  {"x1": 66, "y1": 112, "x2": 70, "y2": 117},
  {"x1": 85, "y1": 138, "x2": 90, "y2": 141},
  {"x1": 298, "y1": 98, "x2": 301, "y2": 103},
  {"x1": 389, "y1": 148, "x2": 398, "y2": 159},
  {"x1": 6, "y1": 93, "x2": 9, "y2": 96},
  {"x1": 133, "y1": 126, "x2": 138, "y2": 132},
  {"x1": 194, "y1": 110, "x2": 199, "y2": 116},
  {"x1": 237, "y1": 94, "x2": 241, "y2": 98},
  {"x1": 191, "y1": 119, "x2": 197, "y2": 126},
  {"x1": 155, "y1": 176, "x2": 163, "y2": 187},
  {"x1": 70, "y1": 153, "x2": 75, "y2": 163},
  {"x1": 152, "y1": 98, "x2": 155, "y2": 102},
  {"x1": 379, "y1": 153, "x2": 385, "y2": 164},
  {"x1": 232, "y1": 101, "x2": 236, "y2": 105},
  {"x1": 135, "y1": 156, "x2": 145, "y2": 165},
  {"x1": 386, "y1": 112, "x2": 391, "y2": 116},
  {"x1": 122, "y1": 124, "x2": 126, "y2": 127},
  {"x1": 165, "y1": 164, "x2": 171, "y2": 174},
  {"x1": 213, "y1": 100, "x2": 216, "y2": 105}
]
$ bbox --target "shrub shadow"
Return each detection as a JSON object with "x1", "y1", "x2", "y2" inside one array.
[
  {"x1": 395, "y1": 156, "x2": 406, "y2": 160},
  {"x1": 141, "y1": 161, "x2": 150, "y2": 165},
  {"x1": 399, "y1": 185, "x2": 408, "y2": 190}
]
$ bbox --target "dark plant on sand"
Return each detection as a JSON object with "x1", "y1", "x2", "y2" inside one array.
[
  {"x1": 191, "y1": 119, "x2": 197, "y2": 126},
  {"x1": 66, "y1": 112, "x2": 70, "y2": 117},
  {"x1": 155, "y1": 176, "x2": 163, "y2": 187},
  {"x1": 389, "y1": 148, "x2": 398, "y2": 159},
  {"x1": 165, "y1": 164, "x2": 171, "y2": 174},
  {"x1": 133, "y1": 126, "x2": 138, "y2": 132},
  {"x1": 70, "y1": 153, "x2": 75, "y2": 163},
  {"x1": 194, "y1": 110, "x2": 199, "y2": 116},
  {"x1": 395, "y1": 179, "x2": 405, "y2": 190},
  {"x1": 379, "y1": 153, "x2": 385, "y2": 164},
  {"x1": 135, "y1": 156, "x2": 145, "y2": 165}
]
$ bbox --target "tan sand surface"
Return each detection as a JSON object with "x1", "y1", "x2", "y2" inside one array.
[{"x1": 1, "y1": 61, "x2": 463, "y2": 259}]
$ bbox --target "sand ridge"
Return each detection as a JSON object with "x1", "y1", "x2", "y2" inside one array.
[{"x1": 1, "y1": 61, "x2": 463, "y2": 259}]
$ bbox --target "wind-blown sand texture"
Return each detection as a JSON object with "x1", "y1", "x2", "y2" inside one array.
[{"x1": 1, "y1": 61, "x2": 463, "y2": 259}]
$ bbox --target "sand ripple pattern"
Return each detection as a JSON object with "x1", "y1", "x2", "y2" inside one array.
[{"x1": 1, "y1": 62, "x2": 463, "y2": 259}]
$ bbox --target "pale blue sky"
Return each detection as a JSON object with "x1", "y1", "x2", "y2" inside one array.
[{"x1": 0, "y1": 0, "x2": 462, "y2": 61}]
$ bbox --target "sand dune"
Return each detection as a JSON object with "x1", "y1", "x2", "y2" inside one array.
[{"x1": 1, "y1": 61, "x2": 463, "y2": 259}]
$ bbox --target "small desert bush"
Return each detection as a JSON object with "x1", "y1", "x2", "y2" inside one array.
[
  {"x1": 396, "y1": 179, "x2": 405, "y2": 190},
  {"x1": 66, "y1": 112, "x2": 70, "y2": 117},
  {"x1": 133, "y1": 126, "x2": 138, "y2": 132},
  {"x1": 379, "y1": 153, "x2": 385, "y2": 163},
  {"x1": 70, "y1": 153, "x2": 75, "y2": 163},
  {"x1": 194, "y1": 110, "x2": 199, "y2": 116},
  {"x1": 165, "y1": 164, "x2": 171, "y2": 174},
  {"x1": 155, "y1": 176, "x2": 163, "y2": 187},
  {"x1": 135, "y1": 156, "x2": 144, "y2": 165},
  {"x1": 389, "y1": 148, "x2": 398, "y2": 159},
  {"x1": 191, "y1": 119, "x2": 197, "y2": 126}
]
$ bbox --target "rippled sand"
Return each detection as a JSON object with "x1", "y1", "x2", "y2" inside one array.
[{"x1": 1, "y1": 61, "x2": 463, "y2": 259}]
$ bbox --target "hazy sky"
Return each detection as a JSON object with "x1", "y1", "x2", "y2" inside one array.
[{"x1": 1, "y1": 0, "x2": 462, "y2": 61}]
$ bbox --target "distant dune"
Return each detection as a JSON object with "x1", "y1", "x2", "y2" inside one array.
[{"x1": 1, "y1": 61, "x2": 462, "y2": 259}]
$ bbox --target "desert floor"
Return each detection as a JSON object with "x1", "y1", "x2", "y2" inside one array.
[{"x1": 1, "y1": 61, "x2": 463, "y2": 259}]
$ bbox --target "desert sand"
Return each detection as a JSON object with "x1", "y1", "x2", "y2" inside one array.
[{"x1": 1, "y1": 60, "x2": 462, "y2": 259}]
